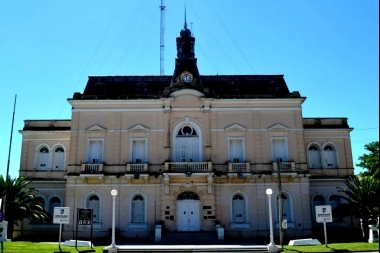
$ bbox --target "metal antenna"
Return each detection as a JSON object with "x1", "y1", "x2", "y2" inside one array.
[
  {"x1": 184, "y1": 3, "x2": 187, "y2": 28},
  {"x1": 159, "y1": 0, "x2": 166, "y2": 75}
]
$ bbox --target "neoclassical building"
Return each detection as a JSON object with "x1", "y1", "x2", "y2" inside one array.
[{"x1": 16, "y1": 22, "x2": 354, "y2": 241}]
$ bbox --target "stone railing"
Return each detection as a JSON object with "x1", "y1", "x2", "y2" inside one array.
[
  {"x1": 127, "y1": 163, "x2": 148, "y2": 172},
  {"x1": 272, "y1": 162, "x2": 296, "y2": 172},
  {"x1": 81, "y1": 163, "x2": 103, "y2": 173},
  {"x1": 164, "y1": 162, "x2": 212, "y2": 172},
  {"x1": 228, "y1": 163, "x2": 250, "y2": 172}
]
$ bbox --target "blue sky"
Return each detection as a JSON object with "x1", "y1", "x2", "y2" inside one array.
[{"x1": 1, "y1": 1, "x2": 378, "y2": 179}]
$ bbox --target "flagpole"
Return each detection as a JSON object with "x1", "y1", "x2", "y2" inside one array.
[
  {"x1": 6, "y1": 94, "x2": 17, "y2": 180},
  {"x1": 3, "y1": 94, "x2": 17, "y2": 223}
]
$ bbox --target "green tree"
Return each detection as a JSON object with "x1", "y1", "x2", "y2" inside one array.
[
  {"x1": 0, "y1": 175, "x2": 49, "y2": 239},
  {"x1": 336, "y1": 176, "x2": 379, "y2": 239},
  {"x1": 356, "y1": 141, "x2": 379, "y2": 178}
]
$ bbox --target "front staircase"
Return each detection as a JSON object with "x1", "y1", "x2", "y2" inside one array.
[
  {"x1": 105, "y1": 231, "x2": 269, "y2": 252},
  {"x1": 160, "y1": 231, "x2": 220, "y2": 245}
]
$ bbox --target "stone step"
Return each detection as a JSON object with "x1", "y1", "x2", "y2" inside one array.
[
  {"x1": 160, "y1": 231, "x2": 220, "y2": 245},
  {"x1": 116, "y1": 245, "x2": 269, "y2": 252}
]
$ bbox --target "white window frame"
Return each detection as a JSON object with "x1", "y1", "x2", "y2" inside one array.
[
  {"x1": 328, "y1": 194, "x2": 343, "y2": 223},
  {"x1": 51, "y1": 143, "x2": 66, "y2": 170},
  {"x1": 271, "y1": 137, "x2": 289, "y2": 162},
  {"x1": 129, "y1": 191, "x2": 148, "y2": 229},
  {"x1": 87, "y1": 139, "x2": 104, "y2": 164},
  {"x1": 311, "y1": 194, "x2": 325, "y2": 222},
  {"x1": 130, "y1": 138, "x2": 148, "y2": 163},
  {"x1": 35, "y1": 194, "x2": 47, "y2": 208},
  {"x1": 321, "y1": 141, "x2": 339, "y2": 169},
  {"x1": 84, "y1": 191, "x2": 102, "y2": 229},
  {"x1": 228, "y1": 138, "x2": 245, "y2": 163},
  {"x1": 172, "y1": 120, "x2": 202, "y2": 162},
  {"x1": 34, "y1": 143, "x2": 51, "y2": 170},
  {"x1": 48, "y1": 195, "x2": 63, "y2": 219},
  {"x1": 306, "y1": 141, "x2": 322, "y2": 169},
  {"x1": 230, "y1": 191, "x2": 249, "y2": 229},
  {"x1": 276, "y1": 191, "x2": 294, "y2": 228}
]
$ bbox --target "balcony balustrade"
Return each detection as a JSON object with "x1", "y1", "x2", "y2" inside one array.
[
  {"x1": 228, "y1": 162, "x2": 250, "y2": 172},
  {"x1": 272, "y1": 161, "x2": 296, "y2": 172},
  {"x1": 81, "y1": 163, "x2": 103, "y2": 173},
  {"x1": 164, "y1": 162, "x2": 212, "y2": 172},
  {"x1": 127, "y1": 163, "x2": 148, "y2": 172}
]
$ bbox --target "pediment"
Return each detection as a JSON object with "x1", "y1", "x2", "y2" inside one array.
[
  {"x1": 86, "y1": 125, "x2": 106, "y2": 132},
  {"x1": 129, "y1": 124, "x2": 150, "y2": 132},
  {"x1": 225, "y1": 124, "x2": 246, "y2": 131},
  {"x1": 267, "y1": 124, "x2": 289, "y2": 131}
]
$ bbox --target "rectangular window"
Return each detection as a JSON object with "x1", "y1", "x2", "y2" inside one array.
[
  {"x1": 87, "y1": 139, "x2": 103, "y2": 163},
  {"x1": 131, "y1": 139, "x2": 147, "y2": 163},
  {"x1": 272, "y1": 138, "x2": 288, "y2": 162},
  {"x1": 229, "y1": 139, "x2": 244, "y2": 163}
]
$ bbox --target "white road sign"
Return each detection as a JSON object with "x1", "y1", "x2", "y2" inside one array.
[
  {"x1": 53, "y1": 207, "x2": 70, "y2": 224},
  {"x1": 315, "y1": 205, "x2": 332, "y2": 223}
]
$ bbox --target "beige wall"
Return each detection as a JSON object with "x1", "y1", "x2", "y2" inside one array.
[{"x1": 16, "y1": 90, "x2": 354, "y2": 240}]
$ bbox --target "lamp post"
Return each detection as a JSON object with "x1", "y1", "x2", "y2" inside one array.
[
  {"x1": 110, "y1": 189, "x2": 118, "y2": 248},
  {"x1": 266, "y1": 188, "x2": 278, "y2": 252}
]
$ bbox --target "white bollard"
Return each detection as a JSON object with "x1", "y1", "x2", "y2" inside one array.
[{"x1": 368, "y1": 225, "x2": 379, "y2": 243}]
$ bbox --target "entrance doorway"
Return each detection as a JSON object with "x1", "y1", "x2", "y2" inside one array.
[{"x1": 177, "y1": 191, "x2": 200, "y2": 231}]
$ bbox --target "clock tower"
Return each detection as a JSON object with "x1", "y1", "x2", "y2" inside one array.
[{"x1": 170, "y1": 18, "x2": 202, "y2": 90}]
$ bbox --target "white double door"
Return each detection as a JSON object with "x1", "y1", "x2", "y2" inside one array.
[
  {"x1": 175, "y1": 137, "x2": 199, "y2": 162},
  {"x1": 177, "y1": 200, "x2": 200, "y2": 231}
]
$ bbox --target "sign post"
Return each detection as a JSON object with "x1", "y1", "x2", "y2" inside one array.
[
  {"x1": 53, "y1": 207, "x2": 70, "y2": 253},
  {"x1": 76, "y1": 208, "x2": 93, "y2": 250},
  {"x1": 315, "y1": 205, "x2": 332, "y2": 247}
]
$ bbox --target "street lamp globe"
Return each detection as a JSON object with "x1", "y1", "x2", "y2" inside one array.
[
  {"x1": 266, "y1": 188, "x2": 273, "y2": 196},
  {"x1": 111, "y1": 189, "x2": 118, "y2": 197}
]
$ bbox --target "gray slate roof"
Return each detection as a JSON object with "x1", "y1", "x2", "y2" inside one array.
[{"x1": 73, "y1": 74, "x2": 301, "y2": 100}]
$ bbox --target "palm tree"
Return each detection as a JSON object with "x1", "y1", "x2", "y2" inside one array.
[
  {"x1": 0, "y1": 175, "x2": 50, "y2": 239},
  {"x1": 336, "y1": 176, "x2": 379, "y2": 239}
]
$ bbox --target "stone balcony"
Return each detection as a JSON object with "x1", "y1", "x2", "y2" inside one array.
[
  {"x1": 164, "y1": 162, "x2": 213, "y2": 172},
  {"x1": 126, "y1": 163, "x2": 148, "y2": 172},
  {"x1": 228, "y1": 162, "x2": 250, "y2": 172},
  {"x1": 272, "y1": 161, "x2": 296, "y2": 173},
  {"x1": 81, "y1": 163, "x2": 103, "y2": 173}
]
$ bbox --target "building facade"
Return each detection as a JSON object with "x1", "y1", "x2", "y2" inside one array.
[{"x1": 16, "y1": 23, "x2": 354, "y2": 241}]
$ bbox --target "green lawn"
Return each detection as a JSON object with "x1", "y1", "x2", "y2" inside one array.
[
  {"x1": 1, "y1": 241, "x2": 379, "y2": 253},
  {"x1": 1, "y1": 241, "x2": 105, "y2": 253},
  {"x1": 282, "y1": 242, "x2": 379, "y2": 252}
]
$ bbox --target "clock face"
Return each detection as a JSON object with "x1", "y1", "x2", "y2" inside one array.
[{"x1": 181, "y1": 72, "x2": 193, "y2": 83}]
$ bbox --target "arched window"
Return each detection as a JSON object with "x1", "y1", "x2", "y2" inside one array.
[
  {"x1": 328, "y1": 195, "x2": 342, "y2": 222},
  {"x1": 311, "y1": 194, "x2": 325, "y2": 222},
  {"x1": 322, "y1": 144, "x2": 338, "y2": 168},
  {"x1": 230, "y1": 191, "x2": 249, "y2": 229},
  {"x1": 35, "y1": 196, "x2": 46, "y2": 207},
  {"x1": 86, "y1": 194, "x2": 100, "y2": 223},
  {"x1": 48, "y1": 197, "x2": 62, "y2": 220},
  {"x1": 177, "y1": 191, "x2": 200, "y2": 200},
  {"x1": 277, "y1": 192, "x2": 294, "y2": 225},
  {"x1": 307, "y1": 144, "x2": 321, "y2": 169},
  {"x1": 36, "y1": 146, "x2": 50, "y2": 170},
  {"x1": 232, "y1": 194, "x2": 246, "y2": 223},
  {"x1": 52, "y1": 147, "x2": 65, "y2": 170},
  {"x1": 33, "y1": 196, "x2": 46, "y2": 223},
  {"x1": 174, "y1": 123, "x2": 201, "y2": 162},
  {"x1": 131, "y1": 195, "x2": 145, "y2": 223}
]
